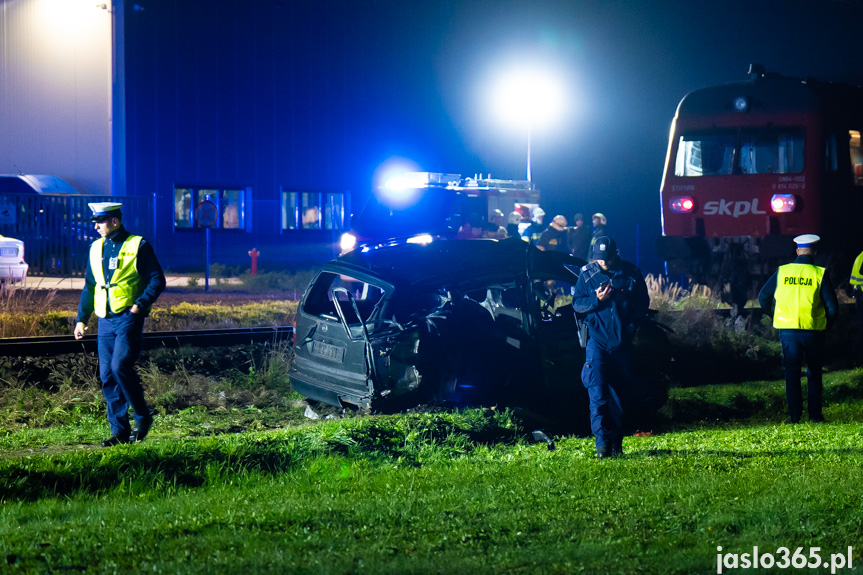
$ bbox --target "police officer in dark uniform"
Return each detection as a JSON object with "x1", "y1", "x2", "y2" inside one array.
[
  {"x1": 758, "y1": 234, "x2": 838, "y2": 423},
  {"x1": 572, "y1": 236, "x2": 649, "y2": 458},
  {"x1": 74, "y1": 202, "x2": 166, "y2": 446},
  {"x1": 587, "y1": 213, "x2": 607, "y2": 261}
]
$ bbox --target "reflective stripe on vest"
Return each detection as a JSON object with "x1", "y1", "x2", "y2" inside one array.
[
  {"x1": 89, "y1": 235, "x2": 143, "y2": 318},
  {"x1": 851, "y1": 252, "x2": 863, "y2": 288},
  {"x1": 773, "y1": 263, "x2": 826, "y2": 330}
]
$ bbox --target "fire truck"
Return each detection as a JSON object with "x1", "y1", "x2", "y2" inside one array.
[
  {"x1": 657, "y1": 64, "x2": 863, "y2": 306},
  {"x1": 339, "y1": 172, "x2": 540, "y2": 253}
]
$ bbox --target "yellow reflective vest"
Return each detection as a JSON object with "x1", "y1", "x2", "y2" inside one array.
[
  {"x1": 850, "y1": 251, "x2": 863, "y2": 288},
  {"x1": 773, "y1": 263, "x2": 826, "y2": 330},
  {"x1": 89, "y1": 235, "x2": 143, "y2": 318}
]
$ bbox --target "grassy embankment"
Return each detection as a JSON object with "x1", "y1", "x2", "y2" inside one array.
[
  {"x1": 2, "y1": 277, "x2": 863, "y2": 573},
  {"x1": 2, "y1": 392, "x2": 863, "y2": 574}
]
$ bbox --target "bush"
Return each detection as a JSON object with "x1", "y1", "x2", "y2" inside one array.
[
  {"x1": 237, "y1": 270, "x2": 316, "y2": 295},
  {"x1": 147, "y1": 301, "x2": 297, "y2": 331},
  {"x1": 0, "y1": 343, "x2": 294, "y2": 430}
]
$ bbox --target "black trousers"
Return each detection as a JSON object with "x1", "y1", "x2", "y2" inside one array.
[{"x1": 779, "y1": 329, "x2": 825, "y2": 422}]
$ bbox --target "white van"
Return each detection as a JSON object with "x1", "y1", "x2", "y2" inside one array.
[{"x1": 0, "y1": 234, "x2": 27, "y2": 282}]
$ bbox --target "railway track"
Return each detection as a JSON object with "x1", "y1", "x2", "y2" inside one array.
[
  {"x1": 0, "y1": 303, "x2": 847, "y2": 358},
  {"x1": 0, "y1": 326, "x2": 294, "y2": 357}
]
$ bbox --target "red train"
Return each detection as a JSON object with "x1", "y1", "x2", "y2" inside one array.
[{"x1": 657, "y1": 64, "x2": 863, "y2": 306}]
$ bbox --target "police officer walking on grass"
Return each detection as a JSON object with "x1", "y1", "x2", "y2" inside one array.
[
  {"x1": 572, "y1": 236, "x2": 649, "y2": 458},
  {"x1": 758, "y1": 234, "x2": 838, "y2": 424},
  {"x1": 74, "y1": 202, "x2": 166, "y2": 447}
]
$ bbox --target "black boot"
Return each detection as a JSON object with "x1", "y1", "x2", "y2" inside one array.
[
  {"x1": 101, "y1": 434, "x2": 130, "y2": 447},
  {"x1": 130, "y1": 415, "x2": 154, "y2": 443}
]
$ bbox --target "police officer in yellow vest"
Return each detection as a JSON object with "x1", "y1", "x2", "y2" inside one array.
[
  {"x1": 850, "y1": 250, "x2": 863, "y2": 364},
  {"x1": 74, "y1": 202, "x2": 166, "y2": 446},
  {"x1": 758, "y1": 234, "x2": 838, "y2": 423}
]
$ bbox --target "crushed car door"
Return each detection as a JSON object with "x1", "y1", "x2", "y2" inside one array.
[{"x1": 293, "y1": 269, "x2": 389, "y2": 408}]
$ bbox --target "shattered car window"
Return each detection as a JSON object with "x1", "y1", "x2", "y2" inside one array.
[{"x1": 302, "y1": 271, "x2": 386, "y2": 326}]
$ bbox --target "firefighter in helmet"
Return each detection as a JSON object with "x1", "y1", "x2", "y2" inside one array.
[{"x1": 521, "y1": 207, "x2": 546, "y2": 243}]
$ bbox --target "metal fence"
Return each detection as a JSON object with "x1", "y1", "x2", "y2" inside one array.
[{"x1": 0, "y1": 194, "x2": 153, "y2": 277}]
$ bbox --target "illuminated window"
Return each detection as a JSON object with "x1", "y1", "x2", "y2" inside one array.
[
  {"x1": 324, "y1": 193, "x2": 345, "y2": 230},
  {"x1": 218, "y1": 189, "x2": 245, "y2": 229},
  {"x1": 281, "y1": 189, "x2": 347, "y2": 231},
  {"x1": 849, "y1": 130, "x2": 863, "y2": 187},
  {"x1": 173, "y1": 185, "x2": 248, "y2": 230},
  {"x1": 174, "y1": 188, "x2": 192, "y2": 228},
  {"x1": 301, "y1": 192, "x2": 322, "y2": 229},
  {"x1": 825, "y1": 134, "x2": 838, "y2": 172},
  {"x1": 282, "y1": 191, "x2": 299, "y2": 229}
]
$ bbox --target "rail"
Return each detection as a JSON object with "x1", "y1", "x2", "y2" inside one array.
[{"x1": 0, "y1": 326, "x2": 294, "y2": 357}]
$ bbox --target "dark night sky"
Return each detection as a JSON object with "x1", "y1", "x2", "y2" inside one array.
[{"x1": 374, "y1": 0, "x2": 863, "y2": 272}]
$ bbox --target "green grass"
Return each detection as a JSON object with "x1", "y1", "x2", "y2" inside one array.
[
  {"x1": 4, "y1": 279, "x2": 863, "y2": 572},
  {"x1": 0, "y1": 300, "x2": 298, "y2": 338},
  {"x1": 2, "y1": 393, "x2": 863, "y2": 574}
]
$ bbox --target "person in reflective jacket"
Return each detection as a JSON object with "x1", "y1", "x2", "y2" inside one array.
[
  {"x1": 74, "y1": 202, "x2": 166, "y2": 447},
  {"x1": 850, "y1": 249, "x2": 863, "y2": 364},
  {"x1": 571, "y1": 236, "x2": 649, "y2": 458},
  {"x1": 758, "y1": 234, "x2": 838, "y2": 424}
]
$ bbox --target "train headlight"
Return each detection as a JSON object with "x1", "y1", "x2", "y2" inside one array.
[
  {"x1": 734, "y1": 96, "x2": 749, "y2": 112},
  {"x1": 340, "y1": 232, "x2": 358, "y2": 253},
  {"x1": 669, "y1": 196, "x2": 695, "y2": 213},
  {"x1": 770, "y1": 194, "x2": 796, "y2": 213}
]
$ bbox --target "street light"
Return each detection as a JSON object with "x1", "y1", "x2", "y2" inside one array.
[{"x1": 493, "y1": 69, "x2": 564, "y2": 182}]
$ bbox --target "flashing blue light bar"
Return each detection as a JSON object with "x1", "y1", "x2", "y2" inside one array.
[{"x1": 406, "y1": 234, "x2": 433, "y2": 245}]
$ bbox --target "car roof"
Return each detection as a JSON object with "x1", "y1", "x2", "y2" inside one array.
[{"x1": 329, "y1": 238, "x2": 583, "y2": 288}]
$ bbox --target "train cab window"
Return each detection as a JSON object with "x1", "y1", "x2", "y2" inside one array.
[
  {"x1": 676, "y1": 130, "x2": 804, "y2": 176},
  {"x1": 849, "y1": 130, "x2": 863, "y2": 187},
  {"x1": 675, "y1": 134, "x2": 735, "y2": 176},
  {"x1": 738, "y1": 130, "x2": 804, "y2": 174}
]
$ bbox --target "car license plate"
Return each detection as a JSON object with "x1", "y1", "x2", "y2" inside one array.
[
  {"x1": 311, "y1": 341, "x2": 345, "y2": 362},
  {"x1": 0, "y1": 247, "x2": 17, "y2": 257}
]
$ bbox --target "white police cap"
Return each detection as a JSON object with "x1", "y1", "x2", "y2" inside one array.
[
  {"x1": 793, "y1": 234, "x2": 820, "y2": 248},
  {"x1": 88, "y1": 202, "x2": 123, "y2": 221}
]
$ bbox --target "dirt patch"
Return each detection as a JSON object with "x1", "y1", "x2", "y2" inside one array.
[{"x1": 3, "y1": 288, "x2": 296, "y2": 314}]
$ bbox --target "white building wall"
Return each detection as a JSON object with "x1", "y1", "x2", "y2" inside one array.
[{"x1": 0, "y1": 0, "x2": 111, "y2": 194}]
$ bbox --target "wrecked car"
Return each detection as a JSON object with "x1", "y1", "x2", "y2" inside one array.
[{"x1": 289, "y1": 237, "x2": 670, "y2": 420}]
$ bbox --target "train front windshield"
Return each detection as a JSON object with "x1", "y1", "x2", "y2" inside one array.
[{"x1": 674, "y1": 129, "x2": 805, "y2": 176}]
